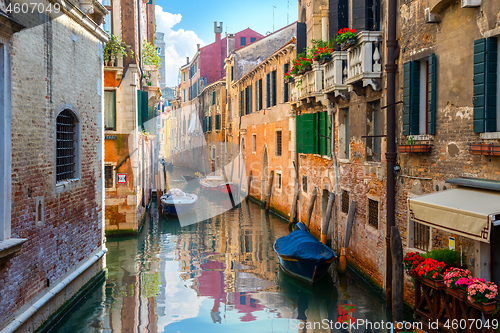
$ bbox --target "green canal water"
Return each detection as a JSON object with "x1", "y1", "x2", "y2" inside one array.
[{"x1": 49, "y1": 168, "x2": 395, "y2": 333}]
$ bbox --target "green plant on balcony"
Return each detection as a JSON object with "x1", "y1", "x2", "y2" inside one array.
[
  {"x1": 336, "y1": 28, "x2": 356, "y2": 50},
  {"x1": 142, "y1": 41, "x2": 161, "y2": 67},
  {"x1": 104, "y1": 34, "x2": 134, "y2": 66},
  {"x1": 310, "y1": 39, "x2": 335, "y2": 63}
]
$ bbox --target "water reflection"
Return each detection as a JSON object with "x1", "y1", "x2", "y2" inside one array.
[{"x1": 50, "y1": 167, "x2": 392, "y2": 333}]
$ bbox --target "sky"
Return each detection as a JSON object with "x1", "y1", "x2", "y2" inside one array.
[{"x1": 155, "y1": 0, "x2": 299, "y2": 87}]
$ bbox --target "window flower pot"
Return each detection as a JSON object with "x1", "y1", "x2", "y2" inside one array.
[
  {"x1": 445, "y1": 287, "x2": 465, "y2": 301},
  {"x1": 466, "y1": 300, "x2": 497, "y2": 314},
  {"x1": 470, "y1": 143, "x2": 492, "y2": 155},
  {"x1": 285, "y1": 77, "x2": 294, "y2": 84},
  {"x1": 412, "y1": 274, "x2": 445, "y2": 289},
  {"x1": 341, "y1": 38, "x2": 356, "y2": 51},
  {"x1": 490, "y1": 145, "x2": 500, "y2": 156},
  {"x1": 319, "y1": 54, "x2": 332, "y2": 64},
  {"x1": 398, "y1": 144, "x2": 431, "y2": 153}
]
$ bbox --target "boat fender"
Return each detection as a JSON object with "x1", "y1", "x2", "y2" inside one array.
[{"x1": 338, "y1": 247, "x2": 347, "y2": 273}]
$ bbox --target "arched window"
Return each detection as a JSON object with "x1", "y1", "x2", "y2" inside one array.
[{"x1": 56, "y1": 110, "x2": 78, "y2": 182}]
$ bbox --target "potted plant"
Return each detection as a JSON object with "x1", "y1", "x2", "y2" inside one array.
[
  {"x1": 398, "y1": 136, "x2": 432, "y2": 153},
  {"x1": 336, "y1": 28, "x2": 357, "y2": 51},
  {"x1": 142, "y1": 40, "x2": 161, "y2": 67},
  {"x1": 466, "y1": 278, "x2": 498, "y2": 314},
  {"x1": 310, "y1": 39, "x2": 334, "y2": 64},
  {"x1": 284, "y1": 70, "x2": 294, "y2": 84},
  {"x1": 413, "y1": 257, "x2": 446, "y2": 289},
  {"x1": 423, "y1": 249, "x2": 464, "y2": 269},
  {"x1": 443, "y1": 268, "x2": 472, "y2": 300},
  {"x1": 403, "y1": 252, "x2": 425, "y2": 275},
  {"x1": 104, "y1": 34, "x2": 134, "y2": 66}
]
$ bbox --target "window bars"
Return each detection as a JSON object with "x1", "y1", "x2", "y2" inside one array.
[
  {"x1": 56, "y1": 110, "x2": 76, "y2": 182},
  {"x1": 368, "y1": 199, "x2": 379, "y2": 228},
  {"x1": 341, "y1": 190, "x2": 349, "y2": 214}
]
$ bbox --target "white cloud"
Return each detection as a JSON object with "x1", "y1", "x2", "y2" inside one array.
[{"x1": 156, "y1": 5, "x2": 205, "y2": 87}]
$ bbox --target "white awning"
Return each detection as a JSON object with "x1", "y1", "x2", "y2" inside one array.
[{"x1": 408, "y1": 188, "x2": 500, "y2": 243}]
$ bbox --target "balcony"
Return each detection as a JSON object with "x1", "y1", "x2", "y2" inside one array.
[
  {"x1": 291, "y1": 63, "x2": 326, "y2": 107},
  {"x1": 345, "y1": 31, "x2": 382, "y2": 91},
  {"x1": 104, "y1": 55, "x2": 124, "y2": 81},
  {"x1": 143, "y1": 65, "x2": 161, "y2": 104},
  {"x1": 323, "y1": 51, "x2": 348, "y2": 97}
]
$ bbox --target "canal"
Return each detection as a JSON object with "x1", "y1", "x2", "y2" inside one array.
[{"x1": 49, "y1": 168, "x2": 394, "y2": 333}]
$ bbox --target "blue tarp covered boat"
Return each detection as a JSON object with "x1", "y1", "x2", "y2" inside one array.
[{"x1": 274, "y1": 223, "x2": 336, "y2": 284}]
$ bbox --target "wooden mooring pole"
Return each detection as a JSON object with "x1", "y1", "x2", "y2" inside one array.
[
  {"x1": 305, "y1": 187, "x2": 318, "y2": 228},
  {"x1": 156, "y1": 175, "x2": 162, "y2": 216},
  {"x1": 321, "y1": 192, "x2": 335, "y2": 244},
  {"x1": 265, "y1": 171, "x2": 274, "y2": 212},
  {"x1": 246, "y1": 170, "x2": 252, "y2": 201},
  {"x1": 391, "y1": 225, "x2": 404, "y2": 323}
]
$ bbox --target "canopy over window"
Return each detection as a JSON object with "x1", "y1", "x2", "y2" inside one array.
[{"x1": 408, "y1": 188, "x2": 500, "y2": 243}]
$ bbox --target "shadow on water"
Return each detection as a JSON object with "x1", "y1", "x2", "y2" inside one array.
[{"x1": 48, "y1": 166, "x2": 395, "y2": 333}]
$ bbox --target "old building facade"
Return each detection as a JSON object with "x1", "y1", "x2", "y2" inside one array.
[
  {"x1": 0, "y1": 0, "x2": 108, "y2": 330},
  {"x1": 103, "y1": 0, "x2": 160, "y2": 235},
  {"x1": 396, "y1": 0, "x2": 500, "y2": 303}
]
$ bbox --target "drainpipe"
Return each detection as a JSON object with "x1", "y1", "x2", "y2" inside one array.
[
  {"x1": 385, "y1": 0, "x2": 398, "y2": 305},
  {"x1": 137, "y1": 0, "x2": 143, "y2": 90}
]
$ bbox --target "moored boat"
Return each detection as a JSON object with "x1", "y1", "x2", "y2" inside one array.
[
  {"x1": 199, "y1": 176, "x2": 239, "y2": 195},
  {"x1": 274, "y1": 223, "x2": 336, "y2": 284},
  {"x1": 160, "y1": 188, "x2": 198, "y2": 215}
]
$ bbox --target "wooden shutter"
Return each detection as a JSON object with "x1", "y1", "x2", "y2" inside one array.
[
  {"x1": 272, "y1": 70, "x2": 277, "y2": 106},
  {"x1": 240, "y1": 90, "x2": 244, "y2": 116},
  {"x1": 212, "y1": 91, "x2": 215, "y2": 105},
  {"x1": 402, "y1": 61, "x2": 420, "y2": 135},
  {"x1": 302, "y1": 113, "x2": 317, "y2": 154},
  {"x1": 255, "y1": 80, "x2": 260, "y2": 111},
  {"x1": 473, "y1": 38, "x2": 487, "y2": 133},
  {"x1": 318, "y1": 111, "x2": 327, "y2": 155},
  {"x1": 266, "y1": 74, "x2": 271, "y2": 108},
  {"x1": 249, "y1": 84, "x2": 252, "y2": 114},
  {"x1": 208, "y1": 116, "x2": 212, "y2": 131},
  {"x1": 296, "y1": 115, "x2": 304, "y2": 153},
  {"x1": 427, "y1": 53, "x2": 436, "y2": 135},
  {"x1": 259, "y1": 79, "x2": 263, "y2": 110},
  {"x1": 326, "y1": 112, "x2": 332, "y2": 157},
  {"x1": 486, "y1": 37, "x2": 498, "y2": 132},
  {"x1": 215, "y1": 114, "x2": 221, "y2": 130},
  {"x1": 283, "y1": 64, "x2": 289, "y2": 103}
]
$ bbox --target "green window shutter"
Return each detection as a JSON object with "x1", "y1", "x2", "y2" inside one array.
[
  {"x1": 284, "y1": 64, "x2": 289, "y2": 103},
  {"x1": 215, "y1": 114, "x2": 221, "y2": 130},
  {"x1": 302, "y1": 113, "x2": 317, "y2": 154},
  {"x1": 240, "y1": 90, "x2": 244, "y2": 116},
  {"x1": 259, "y1": 79, "x2": 263, "y2": 110},
  {"x1": 137, "y1": 90, "x2": 142, "y2": 130},
  {"x1": 318, "y1": 111, "x2": 327, "y2": 155},
  {"x1": 266, "y1": 74, "x2": 271, "y2": 108},
  {"x1": 410, "y1": 61, "x2": 420, "y2": 135},
  {"x1": 326, "y1": 112, "x2": 332, "y2": 157},
  {"x1": 296, "y1": 115, "x2": 304, "y2": 153},
  {"x1": 427, "y1": 53, "x2": 436, "y2": 135},
  {"x1": 141, "y1": 91, "x2": 149, "y2": 131},
  {"x1": 473, "y1": 38, "x2": 487, "y2": 133},
  {"x1": 208, "y1": 116, "x2": 212, "y2": 131},
  {"x1": 486, "y1": 37, "x2": 498, "y2": 132},
  {"x1": 212, "y1": 91, "x2": 215, "y2": 105},
  {"x1": 402, "y1": 62, "x2": 411, "y2": 135},
  {"x1": 249, "y1": 84, "x2": 252, "y2": 114},
  {"x1": 272, "y1": 70, "x2": 277, "y2": 106},
  {"x1": 255, "y1": 80, "x2": 259, "y2": 111}
]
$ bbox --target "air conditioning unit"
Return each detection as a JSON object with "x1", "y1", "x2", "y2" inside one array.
[{"x1": 461, "y1": 0, "x2": 481, "y2": 7}]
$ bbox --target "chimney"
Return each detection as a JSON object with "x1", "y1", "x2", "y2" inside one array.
[
  {"x1": 197, "y1": 44, "x2": 200, "y2": 51},
  {"x1": 227, "y1": 34, "x2": 235, "y2": 57},
  {"x1": 214, "y1": 21, "x2": 223, "y2": 42},
  {"x1": 186, "y1": 57, "x2": 189, "y2": 64}
]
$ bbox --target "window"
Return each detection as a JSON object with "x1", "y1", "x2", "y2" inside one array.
[
  {"x1": 275, "y1": 130, "x2": 282, "y2": 156},
  {"x1": 240, "y1": 90, "x2": 244, "y2": 116},
  {"x1": 211, "y1": 146, "x2": 216, "y2": 160},
  {"x1": 104, "y1": 90, "x2": 116, "y2": 130},
  {"x1": 296, "y1": 112, "x2": 332, "y2": 157},
  {"x1": 183, "y1": 89, "x2": 186, "y2": 102},
  {"x1": 276, "y1": 172, "x2": 282, "y2": 189},
  {"x1": 105, "y1": 165, "x2": 114, "y2": 188},
  {"x1": 271, "y1": 70, "x2": 277, "y2": 106},
  {"x1": 241, "y1": 37, "x2": 246, "y2": 46},
  {"x1": 241, "y1": 137, "x2": 245, "y2": 150},
  {"x1": 367, "y1": 198, "x2": 379, "y2": 229},
  {"x1": 102, "y1": 0, "x2": 112, "y2": 33},
  {"x1": 252, "y1": 134, "x2": 256, "y2": 152},
  {"x1": 255, "y1": 78, "x2": 263, "y2": 111},
  {"x1": 409, "y1": 220, "x2": 430, "y2": 251},
  {"x1": 250, "y1": 37, "x2": 256, "y2": 43},
  {"x1": 473, "y1": 37, "x2": 499, "y2": 133},
  {"x1": 183, "y1": 72, "x2": 185, "y2": 82},
  {"x1": 366, "y1": 101, "x2": 381, "y2": 162},
  {"x1": 56, "y1": 110, "x2": 78, "y2": 182},
  {"x1": 212, "y1": 91, "x2": 216, "y2": 105},
  {"x1": 245, "y1": 85, "x2": 252, "y2": 114},
  {"x1": 208, "y1": 116, "x2": 212, "y2": 131},
  {"x1": 215, "y1": 114, "x2": 221, "y2": 130},
  {"x1": 341, "y1": 190, "x2": 350, "y2": 214},
  {"x1": 302, "y1": 176, "x2": 308, "y2": 193},
  {"x1": 283, "y1": 64, "x2": 289, "y2": 103},
  {"x1": 231, "y1": 66, "x2": 234, "y2": 81},
  {"x1": 0, "y1": 40, "x2": 11, "y2": 241},
  {"x1": 339, "y1": 108, "x2": 349, "y2": 159},
  {"x1": 365, "y1": 0, "x2": 380, "y2": 31},
  {"x1": 402, "y1": 54, "x2": 436, "y2": 135},
  {"x1": 266, "y1": 73, "x2": 271, "y2": 108}
]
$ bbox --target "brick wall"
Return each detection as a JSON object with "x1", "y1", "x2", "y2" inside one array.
[{"x1": 1, "y1": 15, "x2": 104, "y2": 326}]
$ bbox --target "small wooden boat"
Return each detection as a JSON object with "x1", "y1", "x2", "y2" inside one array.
[
  {"x1": 181, "y1": 175, "x2": 197, "y2": 182},
  {"x1": 160, "y1": 188, "x2": 198, "y2": 215},
  {"x1": 199, "y1": 176, "x2": 239, "y2": 196},
  {"x1": 274, "y1": 222, "x2": 336, "y2": 284}
]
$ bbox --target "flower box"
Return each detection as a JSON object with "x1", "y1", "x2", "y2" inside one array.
[
  {"x1": 341, "y1": 37, "x2": 356, "y2": 51},
  {"x1": 445, "y1": 287, "x2": 466, "y2": 301},
  {"x1": 398, "y1": 144, "x2": 431, "y2": 153},
  {"x1": 466, "y1": 300, "x2": 497, "y2": 314},
  {"x1": 319, "y1": 54, "x2": 332, "y2": 65},
  {"x1": 490, "y1": 145, "x2": 500, "y2": 156},
  {"x1": 471, "y1": 143, "x2": 492, "y2": 155},
  {"x1": 421, "y1": 277, "x2": 446, "y2": 290}
]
